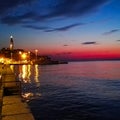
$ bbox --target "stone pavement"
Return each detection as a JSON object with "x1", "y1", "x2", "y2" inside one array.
[{"x1": 1, "y1": 95, "x2": 34, "y2": 120}]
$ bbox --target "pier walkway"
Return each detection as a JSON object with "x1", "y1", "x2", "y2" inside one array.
[
  {"x1": 0, "y1": 63, "x2": 35, "y2": 120},
  {"x1": 2, "y1": 95, "x2": 34, "y2": 120}
]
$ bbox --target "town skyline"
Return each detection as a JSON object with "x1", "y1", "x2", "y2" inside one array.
[{"x1": 0, "y1": 0, "x2": 120, "y2": 61}]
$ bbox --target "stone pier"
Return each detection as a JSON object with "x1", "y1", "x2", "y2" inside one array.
[{"x1": 0, "y1": 63, "x2": 35, "y2": 120}]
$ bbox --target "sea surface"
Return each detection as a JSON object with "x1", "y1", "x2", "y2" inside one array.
[{"x1": 14, "y1": 61, "x2": 120, "y2": 120}]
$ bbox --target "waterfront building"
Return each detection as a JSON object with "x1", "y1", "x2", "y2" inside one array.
[{"x1": 0, "y1": 36, "x2": 65, "y2": 65}]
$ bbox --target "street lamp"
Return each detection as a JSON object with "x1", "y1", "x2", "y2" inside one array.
[
  {"x1": 28, "y1": 51, "x2": 30, "y2": 61},
  {"x1": 19, "y1": 51, "x2": 22, "y2": 61},
  {"x1": 35, "y1": 49, "x2": 38, "y2": 61},
  {"x1": 19, "y1": 51, "x2": 22, "y2": 55}
]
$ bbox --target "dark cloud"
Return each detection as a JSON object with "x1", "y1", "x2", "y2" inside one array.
[
  {"x1": 116, "y1": 40, "x2": 120, "y2": 42},
  {"x1": 1, "y1": 16, "x2": 22, "y2": 25},
  {"x1": 22, "y1": 23, "x2": 83, "y2": 32},
  {"x1": 46, "y1": 0, "x2": 109, "y2": 19},
  {"x1": 1, "y1": 12, "x2": 37, "y2": 25},
  {"x1": 0, "y1": 0, "x2": 34, "y2": 14},
  {"x1": 0, "y1": 0, "x2": 110, "y2": 26},
  {"x1": 82, "y1": 41, "x2": 97, "y2": 45},
  {"x1": 63, "y1": 44, "x2": 69, "y2": 46},
  {"x1": 45, "y1": 23, "x2": 83, "y2": 32},
  {"x1": 103, "y1": 29, "x2": 120, "y2": 35},
  {"x1": 23, "y1": 25, "x2": 49, "y2": 30}
]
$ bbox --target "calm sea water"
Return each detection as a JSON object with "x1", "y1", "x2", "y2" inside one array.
[{"x1": 14, "y1": 61, "x2": 120, "y2": 120}]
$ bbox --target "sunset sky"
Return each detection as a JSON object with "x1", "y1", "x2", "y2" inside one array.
[{"x1": 0, "y1": 0, "x2": 120, "y2": 61}]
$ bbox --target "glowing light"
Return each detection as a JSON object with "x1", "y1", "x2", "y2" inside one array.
[
  {"x1": 21, "y1": 53, "x2": 27, "y2": 60},
  {"x1": 10, "y1": 65, "x2": 14, "y2": 72},
  {"x1": 19, "y1": 51, "x2": 22, "y2": 54},
  {"x1": 0, "y1": 57, "x2": 4, "y2": 63},
  {"x1": 10, "y1": 35, "x2": 13, "y2": 39},
  {"x1": 35, "y1": 49, "x2": 38, "y2": 53},
  {"x1": 28, "y1": 51, "x2": 30, "y2": 54}
]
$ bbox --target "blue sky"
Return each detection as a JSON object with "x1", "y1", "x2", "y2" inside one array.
[{"x1": 0, "y1": 0, "x2": 120, "y2": 60}]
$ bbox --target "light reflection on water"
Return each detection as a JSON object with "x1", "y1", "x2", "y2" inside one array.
[
  {"x1": 14, "y1": 64, "x2": 41, "y2": 101},
  {"x1": 13, "y1": 61, "x2": 120, "y2": 120},
  {"x1": 34, "y1": 64, "x2": 40, "y2": 87},
  {"x1": 19, "y1": 64, "x2": 31, "y2": 83}
]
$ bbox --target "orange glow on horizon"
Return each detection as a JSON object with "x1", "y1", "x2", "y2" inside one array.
[
  {"x1": 27, "y1": 44, "x2": 120, "y2": 60},
  {"x1": 70, "y1": 49, "x2": 120, "y2": 60}
]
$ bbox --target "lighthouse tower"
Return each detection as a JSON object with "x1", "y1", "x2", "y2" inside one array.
[{"x1": 10, "y1": 36, "x2": 14, "y2": 50}]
